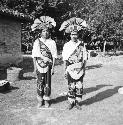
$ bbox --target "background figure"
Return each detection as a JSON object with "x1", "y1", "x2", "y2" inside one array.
[
  {"x1": 60, "y1": 17, "x2": 88, "y2": 110},
  {"x1": 31, "y1": 16, "x2": 57, "y2": 108}
]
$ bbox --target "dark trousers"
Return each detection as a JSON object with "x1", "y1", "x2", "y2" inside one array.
[
  {"x1": 36, "y1": 68, "x2": 51, "y2": 100},
  {"x1": 67, "y1": 73, "x2": 84, "y2": 103}
]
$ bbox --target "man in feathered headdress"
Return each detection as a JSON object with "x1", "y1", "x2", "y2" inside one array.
[
  {"x1": 59, "y1": 17, "x2": 88, "y2": 110},
  {"x1": 31, "y1": 16, "x2": 57, "y2": 108}
]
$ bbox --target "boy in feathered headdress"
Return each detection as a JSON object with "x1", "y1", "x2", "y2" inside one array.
[
  {"x1": 59, "y1": 17, "x2": 88, "y2": 110},
  {"x1": 31, "y1": 16, "x2": 57, "y2": 108}
]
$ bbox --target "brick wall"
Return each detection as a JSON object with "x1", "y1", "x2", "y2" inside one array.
[{"x1": 0, "y1": 17, "x2": 23, "y2": 66}]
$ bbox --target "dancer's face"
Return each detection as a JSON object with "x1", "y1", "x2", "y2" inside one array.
[
  {"x1": 41, "y1": 29, "x2": 50, "y2": 39},
  {"x1": 70, "y1": 32, "x2": 78, "y2": 42}
]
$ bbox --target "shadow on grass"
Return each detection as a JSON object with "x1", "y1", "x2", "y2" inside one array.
[
  {"x1": 51, "y1": 95, "x2": 67, "y2": 104},
  {"x1": 51, "y1": 84, "x2": 112, "y2": 104},
  {"x1": 81, "y1": 86, "x2": 122, "y2": 106},
  {"x1": 86, "y1": 64, "x2": 102, "y2": 70},
  {"x1": 83, "y1": 84, "x2": 112, "y2": 95},
  {"x1": 0, "y1": 86, "x2": 19, "y2": 94},
  {"x1": 20, "y1": 76, "x2": 36, "y2": 80}
]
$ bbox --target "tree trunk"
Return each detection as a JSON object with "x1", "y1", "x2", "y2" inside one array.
[
  {"x1": 103, "y1": 40, "x2": 106, "y2": 55},
  {"x1": 27, "y1": 45, "x2": 29, "y2": 52},
  {"x1": 113, "y1": 42, "x2": 117, "y2": 55}
]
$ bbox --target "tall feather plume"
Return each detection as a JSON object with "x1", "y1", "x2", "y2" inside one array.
[
  {"x1": 59, "y1": 17, "x2": 88, "y2": 33},
  {"x1": 31, "y1": 16, "x2": 56, "y2": 31}
]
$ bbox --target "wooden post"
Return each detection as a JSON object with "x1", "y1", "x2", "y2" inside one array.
[{"x1": 103, "y1": 40, "x2": 106, "y2": 56}]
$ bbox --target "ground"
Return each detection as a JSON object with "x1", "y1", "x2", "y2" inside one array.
[{"x1": 0, "y1": 53, "x2": 123, "y2": 125}]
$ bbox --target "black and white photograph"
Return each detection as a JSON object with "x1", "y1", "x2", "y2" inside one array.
[{"x1": 0, "y1": 0, "x2": 123, "y2": 125}]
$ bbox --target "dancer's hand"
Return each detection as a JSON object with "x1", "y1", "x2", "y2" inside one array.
[
  {"x1": 43, "y1": 57, "x2": 50, "y2": 63},
  {"x1": 51, "y1": 68, "x2": 54, "y2": 75}
]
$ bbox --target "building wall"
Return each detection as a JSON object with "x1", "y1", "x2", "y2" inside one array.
[{"x1": 0, "y1": 17, "x2": 23, "y2": 66}]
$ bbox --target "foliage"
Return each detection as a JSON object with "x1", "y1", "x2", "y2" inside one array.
[
  {"x1": 1, "y1": 0, "x2": 123, "y2": 51},
  {"x1": 67, "y1": 0, "x2": 123, "y2": 50}
]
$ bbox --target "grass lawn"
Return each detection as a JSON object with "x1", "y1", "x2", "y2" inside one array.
[{"x1": 0, "y1": 54, "x2": 123, "y2": 125}]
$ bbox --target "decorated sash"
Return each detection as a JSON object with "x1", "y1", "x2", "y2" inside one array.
[
  {"x1": 66, "y1": 42, "x2": 84, "y2": 80},
  {"x1": 36, "y1": 39, "x2": 53, "y2": 73}
]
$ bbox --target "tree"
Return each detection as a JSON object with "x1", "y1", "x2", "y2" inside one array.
[
  {"x1": 70, "y1": 0, "x2": 123, "y2": 52},
  {"x1": 1, "y1": 0, "x2": 123, "y2": 52}
]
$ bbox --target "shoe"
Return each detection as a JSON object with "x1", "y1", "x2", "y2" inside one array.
[
  {"x1": 75, "y1": 102, "x2": 82, "y2": 110},
  {"x1": 67, "y1": 102, "x2": 74, "y2": 110},
  {"x1": 45, "y1": 100, "x2": 50, "y2": 108}
]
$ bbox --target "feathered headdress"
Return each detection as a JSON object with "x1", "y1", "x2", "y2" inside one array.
[
  {"x1": 31, "y1": 16, "x2": 56, "y2": 31},
  {"x1": 59, "y1": 17, "x2": 88, "y2": 33}
]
